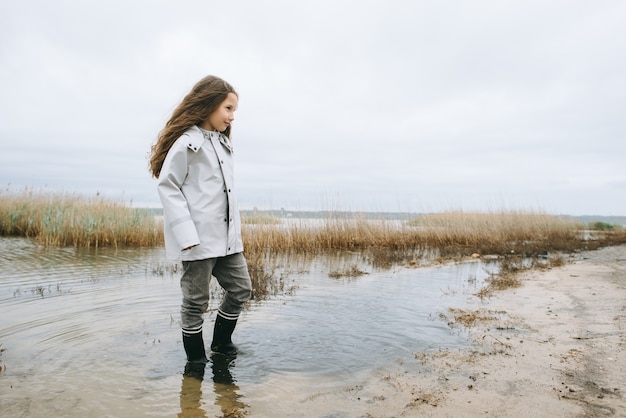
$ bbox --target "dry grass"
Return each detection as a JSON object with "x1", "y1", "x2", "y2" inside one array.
[
  {"x1": 3, "y1": 189, "x2": 626, "y2": 304},
  {"x1": 409, "y1": 210, "x2": 589, "y2": 256},
  {"x1": 241, "y1": 212, "x2": 281, "y2": 225},
  {"x1": 328, "y1": 264, "x2": 368, "y2": 279},
  {"x1": 0, "y1": 187, "x2": 161, "y2": 248},
  {"x1": 243, "y1": 216, "x2": 418, "y2": 254},
  {"x1": 2, "y1": 189, "x2": 626, "y2": 264},
  {"x1": 475, "y1": 252, "x2": 570, "y2": 299},
  {"x1": 441, "y1": 308, "x2": 499, "y2": 328},
  {"x1": 242, "y1": 210, "x2": 626, "y2": 264}
]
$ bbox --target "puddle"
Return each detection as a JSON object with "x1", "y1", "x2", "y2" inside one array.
[{"x1": 0, "y1": 237, "x2": 491, "y2": 416}]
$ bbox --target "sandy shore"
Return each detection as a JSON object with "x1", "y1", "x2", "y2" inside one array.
[{"x1": 295, "y1": 245, "x2": 626, "y2": 417}]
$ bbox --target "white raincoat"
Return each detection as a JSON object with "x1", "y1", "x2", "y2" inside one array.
[{"x1": 157, "y1": 125, "x2": 243, "y2": 260}]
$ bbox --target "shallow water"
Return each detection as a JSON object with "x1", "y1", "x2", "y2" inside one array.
[{"x1": 0, "y1": 237, "x2": 491, "y2": 417}]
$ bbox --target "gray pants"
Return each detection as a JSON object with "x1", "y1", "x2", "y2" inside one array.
[{"x1": 180, "y1": 252, "x2": 252, "y2": 334}]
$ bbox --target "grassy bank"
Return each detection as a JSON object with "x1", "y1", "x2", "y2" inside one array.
[
  {"x1": 3, "y1": 189, "x2": 626, "y2": 301},
  {"x1": 244, "y1": 210, "x2": 626, "y2": 261},
  {"x1": 0, "y1": 188, "x2": 161, "y2": 248},
  {"x1": 2, "y1": 189, "x2": 625, "y2": 259}
]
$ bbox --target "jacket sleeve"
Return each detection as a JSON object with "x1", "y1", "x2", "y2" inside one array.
[{"x1": 157, "y1": 137, "x2": 201, "y2": 251}]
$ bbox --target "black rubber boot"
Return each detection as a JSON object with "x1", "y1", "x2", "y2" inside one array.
[
  {"x1": 182, "y1": 331, "x2": 208, "y2": 364},
  {"x1": 210, "y1": 314, "x2": 239, "y2": 355}
]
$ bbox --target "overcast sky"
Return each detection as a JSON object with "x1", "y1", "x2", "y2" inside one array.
[{"x1": 1, "y1": 1, "x2": 625, "y2": 215}]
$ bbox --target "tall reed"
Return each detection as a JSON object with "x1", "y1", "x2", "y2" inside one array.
[
  {"x1": 242, "y1": 216, "x2": 419, "y2": 255},
  {"x1": 241, "y1": 210, "x2": 608, "y2": 260},
  {"x1": 410, "y1": 210, "x2": 586, "y2": 256},
  {"x1": 2, "y1": 188, "x2": 625, "y2": 259},
  {"x1": 0, "y1": 187, "x2": 161, "y2": 248}
]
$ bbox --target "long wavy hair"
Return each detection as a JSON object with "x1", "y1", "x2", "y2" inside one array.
[{"x1": 148, "y1": 75, "x2": 238, "y2": 178}]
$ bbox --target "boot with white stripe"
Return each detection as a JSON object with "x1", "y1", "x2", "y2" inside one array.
[
  {"x1": 182, "y1": 330, "x2": 208, "y2": 364},
  {"x1": 210, "y1": 312, "x2": 239, "y2": 355}
]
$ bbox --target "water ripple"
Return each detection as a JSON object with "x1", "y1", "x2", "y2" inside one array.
[{"x1": 0, "y1": 236, "x2": 489, "y2": 417}]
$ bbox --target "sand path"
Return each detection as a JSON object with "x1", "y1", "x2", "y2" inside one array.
[{"x1": 294, "y1": 245, "x2": 626, "y2": 417}]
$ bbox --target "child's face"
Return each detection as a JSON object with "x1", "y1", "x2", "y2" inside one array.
[{"x1": 203, "y1": 92, "x2": 238, "y2": 132}]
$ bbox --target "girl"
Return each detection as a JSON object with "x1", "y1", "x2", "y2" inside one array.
[{"x1": 149, "y1": 75, "x2": 252, "y2": 363}]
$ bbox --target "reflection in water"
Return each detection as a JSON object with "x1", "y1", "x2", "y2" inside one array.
[
  {"x1": 179, "y1": 363, "x2": 208, "y2": 418},
  {"x1": 210, "y1": 353, "x2": 248, "y2": 418},
  {"x1": 178, "y1": 355, "x2": 248, "y2": 418}
]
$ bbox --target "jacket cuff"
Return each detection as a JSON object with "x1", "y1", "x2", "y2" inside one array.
[{"x1": 171, "y1": 218, "x2": 200, "y2": 250}]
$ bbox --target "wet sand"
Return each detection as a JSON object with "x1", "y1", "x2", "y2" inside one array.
[{"x1": 288, "y1": 245, "x2": 626, "y2": 417}]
